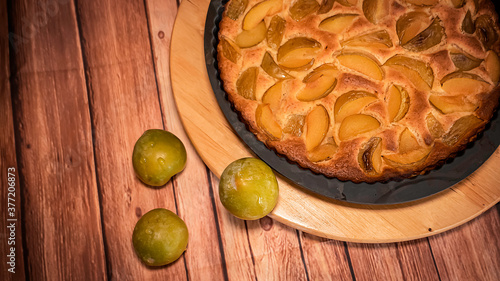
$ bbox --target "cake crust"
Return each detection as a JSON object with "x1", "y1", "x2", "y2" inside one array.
[{"x1": 217, "y1": 0, "x2": 500, "y2": 183}]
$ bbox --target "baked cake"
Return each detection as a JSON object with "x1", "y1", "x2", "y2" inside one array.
[{"x1": 217, "y1": 0, "x2": 500, "y2": 182}]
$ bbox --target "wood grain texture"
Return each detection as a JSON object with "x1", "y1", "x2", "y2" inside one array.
[
  {"x1": 74, "y1": 0, "x2": 186, "y2": 279},
  {"x1": 8, "y1": 0, "x2": 107, "y2": 279},
  {"x1": 347, "y1": 240, "x2": 439, "y2": 281},
  {"x1": 1, "y1": 0, "x2": 26, "y2": 279},
  {"x1": 246, "y1": 218, "x2": 308, "y2": 281},
  {"x1": 169, "y1": 0, "x2": 500, "y2": 243},
  {"x1": 300, "y1": 233, "x2": 353, "y2": 280},
  {"x1": 393, "y1": 240, "x2": 440, "y2": 280},
  {"x1": 145, "y1": 0, "x2": 226, "y2": 279},
  {"x1": 347, "y1": 243, "x2": 405, "y2": 280},
  {"x1": 429, "y1": 207, "x2": 500, "y2": 281}
]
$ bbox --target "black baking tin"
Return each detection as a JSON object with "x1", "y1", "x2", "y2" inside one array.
[{"x1": 203, "y1": 0, "x2": 500, "y2": 205}]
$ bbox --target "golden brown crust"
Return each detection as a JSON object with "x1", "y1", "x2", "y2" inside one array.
[{"x1": 217, "y1": 0, "x2": 500, "y2": 183}]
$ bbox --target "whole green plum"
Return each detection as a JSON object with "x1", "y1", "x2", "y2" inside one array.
[
  {"x1": 219, "y1": 158, "x2": 279, "y2": 220},
  {"x1": 132, "y1": 129, "x2": 186, "y2": 186},
  {"x1": 132, "y1": 208, "x2": 188, "y2": 266}
]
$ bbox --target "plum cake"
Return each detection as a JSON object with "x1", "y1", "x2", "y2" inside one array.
[{"x1": 217, "y1": 0, "x2": 500, "y2": 182}]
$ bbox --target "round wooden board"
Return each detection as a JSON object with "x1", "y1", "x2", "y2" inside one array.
[{"x1": 170, "y1": 0, "x2": 500, "y2": 243}]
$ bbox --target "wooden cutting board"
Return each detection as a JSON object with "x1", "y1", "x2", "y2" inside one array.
[{"x1": 169, "y1": 0, "x2": 500, "y2": 243}]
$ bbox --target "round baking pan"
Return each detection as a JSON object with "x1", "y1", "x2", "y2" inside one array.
[{"x1": 203, "y1": 0, "x2": 500, "y2": 205}]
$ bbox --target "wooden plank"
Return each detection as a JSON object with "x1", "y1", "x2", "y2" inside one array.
[
  {"x1": 299, "y1": 233, "x2": 353, "y2": 280},
  {"x1": 429, "y1": 207, "x2": 500, "y2": 281},
  {"x1": 246, "y1": 218, "x2": 308, "y2": 280},
  {"x1": 0, "y1": 0, "x2": 26, "y2": 279},
  {"x1": 7, "y1": 0, "x2": 107, "y2": 279},
  {"x1": 144, "y1": 0, "x2": 226, "y2": 279},
  {"x1": 347, "y1": 243, "x2": 403, "y2": 280},
  {"x1": 347, "y1": 239, "x2": 439, "y2": 280},
  {"x1": 73, "y1": 0, "x2": 188, "y2": 279},
  {"x1": 396, "y1": 240, "x2": 440, "y2": 280},
  {"x1": 347, "y1": 243, "x2": 404, "y2": 280}
]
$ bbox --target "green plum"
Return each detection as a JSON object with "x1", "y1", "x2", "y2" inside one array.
[
  {"x1": 219, "y1": 158, "x2": 279, "y2": 220},
  {"x1": 132, "y1": 129, "x2": 187, "y2": 186},
  {"x1": 132, "y1": 208, "x2": 188, "y2": 266}
]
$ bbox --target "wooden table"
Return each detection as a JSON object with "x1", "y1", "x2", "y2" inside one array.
[{"x1": 1, "y1": 0, "x2": 499, "y2": 280}]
